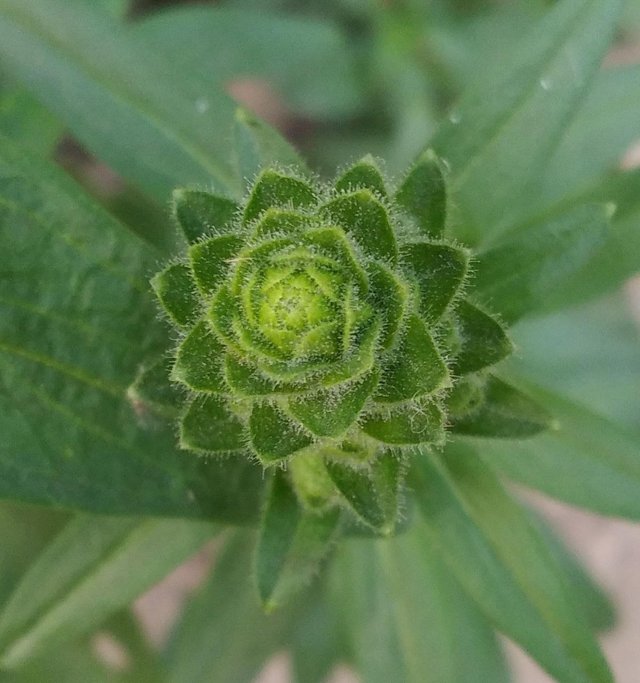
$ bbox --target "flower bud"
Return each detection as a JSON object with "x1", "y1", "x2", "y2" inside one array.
[{"x1": 150, "y1": 152, "x2": 546, "y2": 532}]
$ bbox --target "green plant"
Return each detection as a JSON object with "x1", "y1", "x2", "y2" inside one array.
[{"x1": 0, "y1": 0, "x2": 639, "y2": 681}]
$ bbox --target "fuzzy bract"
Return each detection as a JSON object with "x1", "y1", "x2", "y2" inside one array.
[{"x1": 150, "y1": 152, "x2": 544, "y2": 532}]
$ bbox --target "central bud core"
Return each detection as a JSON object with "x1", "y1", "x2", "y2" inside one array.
[{"x1": 248, "y1": 255, "x2": 343, "y2": 360}]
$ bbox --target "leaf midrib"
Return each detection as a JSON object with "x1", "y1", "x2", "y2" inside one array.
[{"x1": 0, "y1": 341, "x2": 123, "y2": 397}]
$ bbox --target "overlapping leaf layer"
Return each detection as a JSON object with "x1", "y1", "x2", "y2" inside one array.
[{"x1": 148, "y1": 153, "x2": 547, "y2": 536}]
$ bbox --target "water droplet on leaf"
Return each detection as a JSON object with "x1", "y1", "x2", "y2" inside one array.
[{"x1": 195, "y1": 97, "x2": 210, "y2": 114}]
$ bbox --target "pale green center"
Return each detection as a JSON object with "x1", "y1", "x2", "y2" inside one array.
[{"x1": 255, "y1": 265, "x2": 341, "y2": 358}]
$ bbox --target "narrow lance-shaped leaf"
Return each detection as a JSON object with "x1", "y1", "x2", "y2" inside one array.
[
  {"x1": 326, "y1": 453, "x2": 401, "y2": 534},
  {"x1": 540, "y1": 169, "x2": 640, "y2": 310},
  {"x1": 329, "y1": 540, "x2": 409, "y2": 683},
  {"x1": 538, "y1": 64, "x2": 640, "y2": 214},
  {"x1": 291, "y1": 581, "x2": 345, "y2": 683},
  {"x1": 0, "y1": 87, "x2": 62, "y2": 156},
  {"x1": 472, "y1": 203, "x2": 611, "y2": 323},
  {"x1": 166, "y1": 532, "x2": 297, "y2": 683},
  {"x1": 0, "y1": 516, "x2": 216, "y2": 667},
  {"x1": 450, "y1": 375, "x2": 552, "y2": 438},
  {"x1": 0, "y1": 0, "x2": 241, "y2": 199},
  {"x1": 433, "y1": 0, "x2": 624, "y2": 245},
  {"x1": 377, "y1": 528, "x2": 510, "y2": 683},
  {"x1": 525, "y1": 508, "x2": 615, "y2": 633},
  {"x1": 330, "y1": 534, "x2": 509, "y2": 683},
  {"x1": 506, "y1": 292, "x2": 640, "y2": 430},
  {"x1": 134, "y1": 6, "x2": 364, "y2": 120},
  {"x1": 479, "y1": 382, "x2": 640, "y2": 520},
  {"x1": 255, "y1": 471, "x2": 340, "y2": 610},
  {"x1": 412, "y1": 446, "x2": 613, "y2": 683}
]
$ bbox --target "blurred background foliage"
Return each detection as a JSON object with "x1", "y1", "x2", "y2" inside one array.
[{"x1": 1, "y1": 0, "x2": 639, "y2": 681}]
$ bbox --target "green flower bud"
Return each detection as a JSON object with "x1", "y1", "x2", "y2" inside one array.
[{"x1": 149, "y1": 151, "x2": 547, "y2": 533}]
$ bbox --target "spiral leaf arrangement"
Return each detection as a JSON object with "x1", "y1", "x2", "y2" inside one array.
[{"x1": 147, "y1": 152, "x2": 550, "y2": 604}]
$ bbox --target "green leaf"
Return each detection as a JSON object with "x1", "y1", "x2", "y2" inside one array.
[
  {"x1": 317, "y1": 317, "x2": 380, "y2": 388},
  {"x1": 303, "y1": 226, "x2": 369, "y2": 294},
  {"x1": 331, "y1": 534, "x2": 509, "y2": 683},
  {"x1": 452, "y1": 301, "x2": 513, "y2": 374},
  {"x1": 479, "y1": 383, "x2": 640, "y2": 520},
  {"x1": 321, "y1": 190, "x2": 398, "y2": 264},
  {"x1": 233, "y1": 107, "x2": 304, "y2": 188},
  {"x1": 291, "y1": 582, "x2": 344, "y2": 683},
  {"x1": 507, "y1": 293, "x2": 640, "y2": 431},
  {"x1": 0, "y1": 87, "x2": 62, "y2": 156},
  {"x1": 243, "y1": 170, "x2": 317, "y2": 225},
  {"x1": 172, "y1": 320, "x2": 226, "y2": 393},
  {"x1": 362, "y1": 400, "x2": 445, "y2": 445},
  {"x1": 127, "y1": 354, "x2": 182, "y2": 419},
  {"x1": 181, "y1": 395, "x2": 246, "y2": 454},
  {"x1": 0, "y1": 640, "x2": 121, "y2": 683},
  {"x1": 173, "y1": 189, "x2": 239, "y2": 244},
  {"x1": 133, "y1": 5, "x2": 363, "y2": 121},
  {"x1": 400, "y1": 241, "x2": 469, "y2": 323},
  {"x1": 326, "y1": 454, "x2": 401, "y2": 534},
  {"x1": 165, "y1": 532, "x2": 296, "y2": 683},
  {"x1": 0, "y1": 138, "x2": 264, "y2": 522},
  {"x1": 539, "y1": 65, "x2": 640, "y2": 212},
  {"x1": 255, "y1": 471, "x2": 340, "y2": 610},
  {"x1": 473, "y1": 203, "x2": 611, "y2": 323},
  {"x1": 224, "y1": 355, "x2": 290, "y2": 397},
  {"x1": 0, "y1": 0, "x2": 244, "y2": 201},
  {"x1": 329, "y1": 540, "x2": 407, "y2": 682},
  {"x1": 0, "y1": 516, "x2": 215, "y2": 667},
  {"x1": 366, "y1": 261, "x2": 408, "y2": 350},
  {"x1": 433, "y1": 0, "x2": 624, "y2": 244},
  {"x1": 0, "y1": 502, "x2": 68, "y2": 611},
  {"x1": 252, "y1": 208, "x2": 309, "y2": 239},
  {"x1": 526, "y1": 509, "x2": 615, "y2": 633},
  {"x1": 375, "y1": 315, "x2": 450, "y2": 403},
  {"x1": 151, "y1": 262, "x2": 200, "y2": 329},
  {"x1": 542, "y1": 170, "x2": 640, "y2": 309},
  {"x1": 189, "y1": 234, "x2": 244, "y2": 297},
  {"x1": 451, "y1": 375, "x2": 552, "y2": 438},
  {"x1": 289, "y1": 371, "x2": 378, "y2": 438},
  {"x1": 395, "y1": 149, "x2": 447, "y2": 238},
  {"x1": 378, "y1": 530, "x2": 510, "y2": 683},
  {"x1": 249, "y1": 402, "x2": 313, "y2": 464},
  {"x1": 289, "y1": 452, "x2": 338, "y2": 514},
  {"x1": 412, "y1": 446, "x2": 613, "y2": 683},
  {"x1": 334, "y1": 156, "x2": 388, "y2": 197}
]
